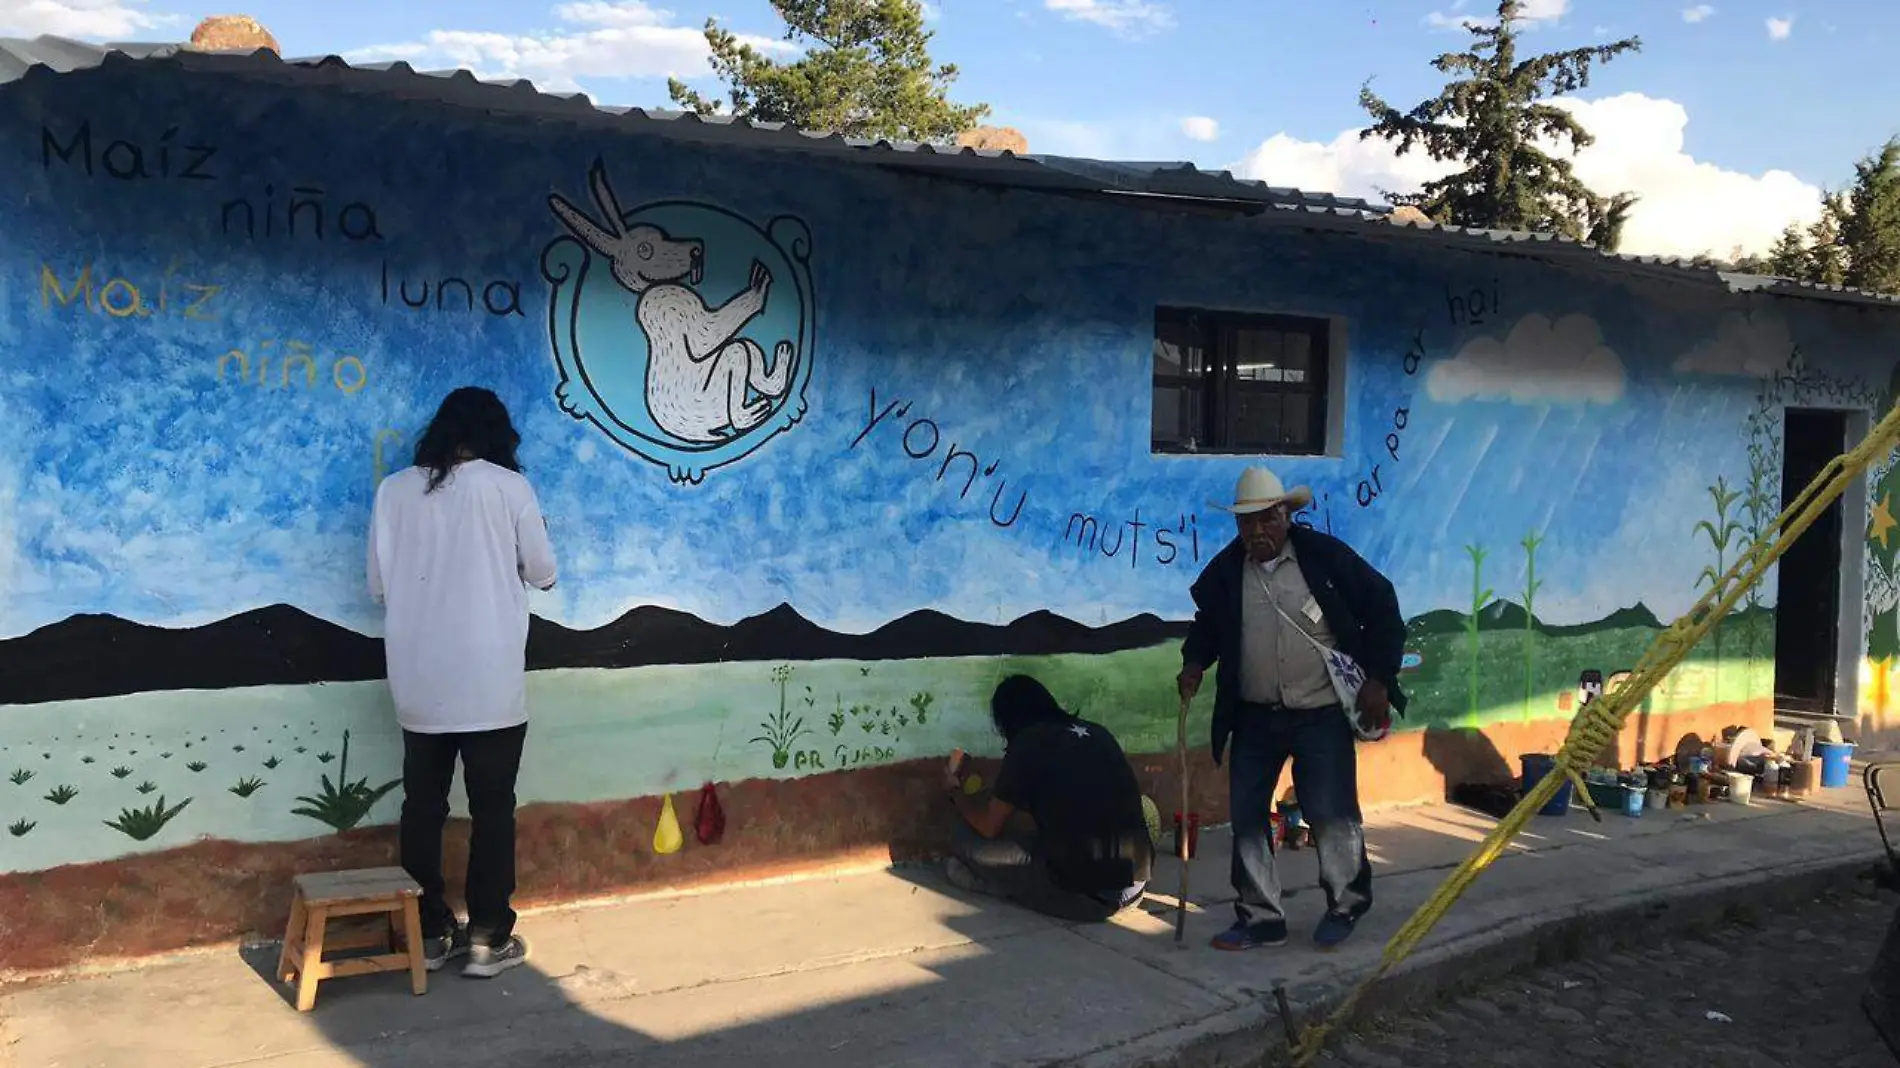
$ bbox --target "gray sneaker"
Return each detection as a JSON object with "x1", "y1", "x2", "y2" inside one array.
[
  {"x1": 423, "y1": 925, "x2": 470, "y2": 972},
  {"x1": 944, "y1": 858, "x2": 991, "y2": 895},
  {"x1": 463, "y1": 935, "x2": 530, "y2": 979}
]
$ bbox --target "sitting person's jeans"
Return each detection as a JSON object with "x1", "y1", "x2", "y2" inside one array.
[{"x1": 949, "y1": 819, "x2": 1145, "y2": 923}]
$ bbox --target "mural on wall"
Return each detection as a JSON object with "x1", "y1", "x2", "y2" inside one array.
[
  {"x1": 543, "y1": 160, "x2": 814, "y2": 484},
  {"x1": 0, "y1": 67, "x2": 1890, "y2": 887}
]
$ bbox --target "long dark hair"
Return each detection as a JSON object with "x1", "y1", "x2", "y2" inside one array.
[
  {"x1": 990, "y1": 674, "x2": 1076, "y2": 743},
  {"x1": 413, "y1": 386, "x2": 523, "y2": 492}
]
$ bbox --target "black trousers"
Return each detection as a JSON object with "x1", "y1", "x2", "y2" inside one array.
[{"x1": 399, "y1": 724, "x2": 528, "y2": 945}]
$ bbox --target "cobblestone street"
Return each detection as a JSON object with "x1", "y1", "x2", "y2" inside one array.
[{"x1": 1308, "y1": 884, "x2": 1899, "y2": 1068}]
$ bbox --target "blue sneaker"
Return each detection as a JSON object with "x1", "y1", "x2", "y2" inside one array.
[
  {"x1": 1314, "y1": 911, "x2": 1360, "y2": 950},
  {"x1": 1211, "y1": 920, "x2": 1289, "y2": 951}
]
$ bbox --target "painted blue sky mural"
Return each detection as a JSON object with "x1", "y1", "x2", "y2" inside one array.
[{"x1": 0, "y1": 63, "x2": 1884, "y2": 647}]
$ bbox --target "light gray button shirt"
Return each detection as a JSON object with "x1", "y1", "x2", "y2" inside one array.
[{"x1": 1238, "y1": 542, "x2": 1340, "y2": 710}]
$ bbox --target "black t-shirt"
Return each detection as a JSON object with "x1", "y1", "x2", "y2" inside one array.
[{"x1": 992, "y1": 717, "x2": 1154, "y2": 897}]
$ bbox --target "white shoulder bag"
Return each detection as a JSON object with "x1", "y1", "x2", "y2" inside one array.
[{"x1": 1267, "y1": 596, "x2": 1390, "y2": 743}]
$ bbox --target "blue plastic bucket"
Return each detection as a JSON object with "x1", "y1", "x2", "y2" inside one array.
[
  {"x1": 1521, "y1": 754, "x2": 1573, "y2": 816},
  {"x1": 1622, "y1": 785, "x2": 1645, "y2": 817},
  {"x1": 1816, "y1": 741, "x2": 1857, "y2": 789}
]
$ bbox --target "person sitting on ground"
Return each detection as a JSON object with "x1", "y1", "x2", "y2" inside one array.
[{"x1": 942, "y1": 674, "x2": 1153, "y2": 922}]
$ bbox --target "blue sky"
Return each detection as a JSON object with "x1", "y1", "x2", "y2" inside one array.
[{"x1": 8, "y1": 1, "x2": 1892, "y2": 257}]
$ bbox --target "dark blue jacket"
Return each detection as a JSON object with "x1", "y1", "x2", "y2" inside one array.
[{"x1": 1182, "y1": 526, "x2": 1408, "y2": 766}]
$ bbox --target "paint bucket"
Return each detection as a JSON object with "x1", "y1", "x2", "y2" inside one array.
[
  {"x1": 1646, "y1": 787, "x2": 1668, "y2": 811},
  {"x1": 1726, "y1": 770, "x2": 1753, "y2": 805},
  {"x1": 1622, "y1": 784, "x2": 1645, "y2": 817},
  {"x1": 1816, "y1": 741, "x2": 1858, "y2": 789},
  {"x1": 1173, "y1": 811, "x2": 1201, "y2": 858},
  {"x1": 1520, "y1": 754, "x2": 1572, "y2": 816}
]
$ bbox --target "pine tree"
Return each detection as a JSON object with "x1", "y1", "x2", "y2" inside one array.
[
  {"x1": 1842, "y1": 138, "x2": 1900, "y2": 295},
  {"x1": 1586, "y1": 191, "x2": 1639, "y2": 251},
  {"x1": 1765, "y1": 224, "x2": 1809, "y2": 278},
  {"x1": 666, "y1": 0, "x2": 989, "y2": 143},
  {"x1": 1358, "y1": 0, "x2": 1641, "y2": 238},
  {"x1": 1808, "y1": 192, "x2": 1849, "y2": 286}
]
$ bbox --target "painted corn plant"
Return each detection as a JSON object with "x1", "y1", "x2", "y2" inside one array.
[
  {"x1": 1464, "y1": 543, "x2": 1492, "y2": 726},
  {"x1": 292, "y1": 730, "x2": 400, "y2": 832},
  {"x1": 1695, "y1": 475, "x2": 1745, "y2": 692},
  {"x1": 1519, "y1": 530, "x2": 1544, "y2": 722},
  {"x1": 752, "y1": 664, "x2": 809, "y2": 769}
]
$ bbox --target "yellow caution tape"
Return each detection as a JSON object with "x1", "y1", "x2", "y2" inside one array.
[{"x1": 1291, "y1": 396, "x2": 1900, "y2": 1065}]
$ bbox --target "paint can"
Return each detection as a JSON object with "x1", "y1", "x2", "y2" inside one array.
[
  {"x1": 1277, "y1": 801, "x2": 1304, "y2": 851},
  {"x1": 1623, "y1": 784, "x2": 1645, "y2": 818},
  {"x1": 1646, "y1": 787, "x2": 1668, "y2": 811},
  {"x1": 1726, "y1": 770, "x2": 1754, "y2": 806}
]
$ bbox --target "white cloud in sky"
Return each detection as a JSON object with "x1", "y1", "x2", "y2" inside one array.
[
  {"x1": 1682, "y1": 5, "x2": 1715, "y2": 23},
  {"x1": 1043, "y1": 0, "x2": 1174, "y2": 37},
  {"x1": 350, "y1": 1, "x2": 793, "y2": 96},
  {"x1": 1428, "y1": 0, "x2": 1569, "y2": 30},
  {"x1": 1673, "y1": 309, "x2": 1795, "y2": 377},
  {"x1": 1233, "y1": 92, "x2": 1823, "y2": 259},
  {"x1": 0, "y1": 0, "x2": 170, "y2": 37},
  {"x1": 1180, "y1": 115, "x2": 1219, "y2": 142},
  {"x1": 1766, "y1": 15, "x2": 1794, "y2": 40},
  {"x1": 1428, "y1": 313, "x2": 1626, "y2": 405}
]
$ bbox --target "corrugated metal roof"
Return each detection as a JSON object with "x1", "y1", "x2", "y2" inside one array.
[
  {"x1": 0, "y1": 35, "x2": 1383, "y2": 219},
  {"x1": 3, "y1": 34, "x2": 1898, "y2": 312}
]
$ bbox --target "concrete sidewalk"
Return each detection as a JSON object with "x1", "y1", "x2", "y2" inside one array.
[{"x1": 0, "y1": 787, "x2": 1887, "y2": 1068}]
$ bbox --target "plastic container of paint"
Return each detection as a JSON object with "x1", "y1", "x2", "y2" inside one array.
[{"x1": 1520, "y1": 754, "x2": 1572, "y2": 816}]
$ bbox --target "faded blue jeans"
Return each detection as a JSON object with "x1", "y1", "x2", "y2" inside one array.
[{"x1": 1228, "y1": 704, "x2": 1372, "y2": 928}]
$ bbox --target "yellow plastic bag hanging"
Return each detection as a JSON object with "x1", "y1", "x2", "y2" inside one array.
[{"x1": 653, "y1": 792, "x2": 684, "y2": 855}]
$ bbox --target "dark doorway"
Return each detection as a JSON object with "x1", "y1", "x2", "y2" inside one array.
[{"x1": 1774, "y1": 408, "x2": 1849, "y2": 715}]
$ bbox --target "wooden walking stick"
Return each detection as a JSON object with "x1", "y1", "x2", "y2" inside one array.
[{"x1": 1174, "y1": 691, "x2": 1192, "y2": 945}]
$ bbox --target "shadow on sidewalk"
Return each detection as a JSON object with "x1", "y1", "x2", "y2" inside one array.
[{"x1": 219, "y1": 812, "x2": 1507, "y2": 1068}]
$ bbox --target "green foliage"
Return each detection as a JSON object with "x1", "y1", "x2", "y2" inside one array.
[
  {"x1": 828, "y1": 693, "x2": 847, "y2": 736},
  {"x1": 908, "y1": 692, "x2": 934, "y2": 725},
  {"x1": 186, "y1": 761, "x2": 207, "y2": 773},
  {"x1": 136, "y1": 780, "x2": 157, "y2": 794},
  {"x1": 292, "y1": 730, "x2": 400, "y2": 833},
  {"x1": 667, "y1": 0, "x2": 988, "y2": 142},
  {"x1": 104, "y1": 796, "x2": 191, "y2": 841},
  {"x1": 7, "y1": 819, "x2": 33, "y2": 837},
  {"x1": 8, "y1": 768, "x2": 32, "y2": 785},
  {"x1": 263, "y1": 756, "x2": 281, "y2": 769},
  {"x1": 110, "y1": 765, "x2": 131, "y2": 779},
  {"x1": 1358, "y1": 1, "x2": 1640, "y2": 238},
  {"x1": 1844, "y1": 138, "x2": 1900, "y2": 296},
  {"x1": 230, "y1": 776, "x2": 265, "y2": 798},
  {"x1": 44, "y1": 785, "x2": 77, "y2": 805}
]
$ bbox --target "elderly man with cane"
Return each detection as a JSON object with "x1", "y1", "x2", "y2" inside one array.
[{"x1": 1178, "y1": 467, "x2": 1407, "y2": 951}]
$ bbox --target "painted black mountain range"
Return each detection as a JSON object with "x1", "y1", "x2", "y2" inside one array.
[{"x1": 0, "y1": 604, "x2": 1193, "y2": 706}]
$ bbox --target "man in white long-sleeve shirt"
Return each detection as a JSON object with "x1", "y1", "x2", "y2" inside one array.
[{"x1": 368, "y1": 387, "x2": 558, "y2": 979}]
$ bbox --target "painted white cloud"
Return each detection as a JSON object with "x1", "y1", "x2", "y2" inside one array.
[
  {"x1": 1682, "y1": 4, "x2": 1715, "y2": 22},
  {"x1": 349, "y1": 1, "x2": 794, "y2": 97},
  {"x1": 1179, "y1": 115, "x2": 1219, "y2": 142},
  {"x1": 1766, "y1": 15, "x2": 1794, "y2": 40},
  {"x1": 1427, "y1": 313, "x2": 1626, "y2": 405},
  {"x1": 1233, "y1": 92, "x2": 1823, "y2": 259},
  {"x1": 1672, "y1": 309, "x2": 1794, "y2": 377},
  {"x1": 0, "y1": 0, "x2": 169, "y2": 37},
  {"x1": 1044, "y1": 0, "x2": 1174, "y2": 37}
]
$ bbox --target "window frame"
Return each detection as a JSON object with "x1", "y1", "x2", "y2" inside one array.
[{"x1": 1151, "y1": 305, "x2": 1335, "y2": 457}]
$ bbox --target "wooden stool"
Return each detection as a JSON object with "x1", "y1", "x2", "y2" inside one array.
[{"x1": 277, "y1": 867, "x2": 428, "y2": 1011}]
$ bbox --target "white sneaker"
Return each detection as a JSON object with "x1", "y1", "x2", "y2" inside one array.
[{"x1": 462, "y1": 935, "x2": 530, "y2": 979}]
